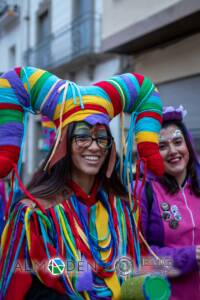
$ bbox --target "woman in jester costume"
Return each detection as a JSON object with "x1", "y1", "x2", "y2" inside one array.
[{"x1": 0, "y1": 67, "x2": 164, "y2": 299}]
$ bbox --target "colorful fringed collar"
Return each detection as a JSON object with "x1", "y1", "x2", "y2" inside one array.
[{"x1": 68, "y1": 179, "x2": 100, "y2": 206}]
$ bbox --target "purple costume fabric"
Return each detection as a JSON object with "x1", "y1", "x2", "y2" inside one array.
[{"x1": 141, "y1": 179, "x2": 200, "y2": 299}]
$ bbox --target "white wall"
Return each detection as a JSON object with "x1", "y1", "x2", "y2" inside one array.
[
  {"x1": 134, "y1": 33, "x2": 200, "y2": 84},
  {"x1": 102, "y1": 0, "x2": 181, "y2": 39}
]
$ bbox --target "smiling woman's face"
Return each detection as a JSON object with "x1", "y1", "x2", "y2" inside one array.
[
  {"x1": 159, "y1": 124, "x2": 189, "y2": 185},
  {"x1": 70, "y1": 122, "x2": 110, "y2": 180}
]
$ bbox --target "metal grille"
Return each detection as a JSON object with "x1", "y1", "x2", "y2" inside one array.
[{"x1": 25, "y1": 12, "x2": 102, "y2": 69}]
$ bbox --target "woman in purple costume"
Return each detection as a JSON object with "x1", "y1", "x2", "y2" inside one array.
[{"x1": 141, "y1": 106, "x2": 200, "y2": 300}]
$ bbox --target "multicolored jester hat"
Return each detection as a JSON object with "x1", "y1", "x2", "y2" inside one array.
[{"x1": 0, "y1": 66, "x2": 164, "y2": 206}]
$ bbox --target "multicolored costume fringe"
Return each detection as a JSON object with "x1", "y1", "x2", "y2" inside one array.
[
  {"x1": 1, "y1": 184, "x2": 140, "y2": 299},
  {"x1": 0, "y1": 66, "x2": 164, "y2": 299}
]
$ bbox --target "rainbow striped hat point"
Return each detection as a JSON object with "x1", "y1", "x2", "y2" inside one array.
[{"x1": 0, "y1": 66, "x2": 164, "y2": 180}]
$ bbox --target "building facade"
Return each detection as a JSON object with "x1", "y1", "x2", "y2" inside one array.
[{"x1": 102, "y1": 0, "x2": 200, "y2": 154}]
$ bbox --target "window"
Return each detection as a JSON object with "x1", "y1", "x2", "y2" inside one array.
[
  {"x1": 38, "y1": 10, "x2": 49, "y2": 43},
  {"x1": 9, "y1": 45, "x2": 16, "y2": 68}
]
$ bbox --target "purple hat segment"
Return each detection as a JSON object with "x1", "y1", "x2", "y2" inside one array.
[
  {"x1": 163, "y1": 105, "x2": 187, "y2": 122},
  {"x1": 2, "y1": 70, "x2": 30, "y2": 108},
  {"x1": 84, "y1": 114, "x2": 110, "y2": 126}
]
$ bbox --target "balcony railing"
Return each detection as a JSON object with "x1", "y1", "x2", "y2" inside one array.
[
  {"x1": 0, "y1": 1, "x2": 20, "y2": 27},
  {"x1": 25, "y1": 13, "x2": 102, "y2": 70}
]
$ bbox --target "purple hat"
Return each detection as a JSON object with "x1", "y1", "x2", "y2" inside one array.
[{"x1": 163, "y1": 105, "x2": 187, "y2": 122}]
